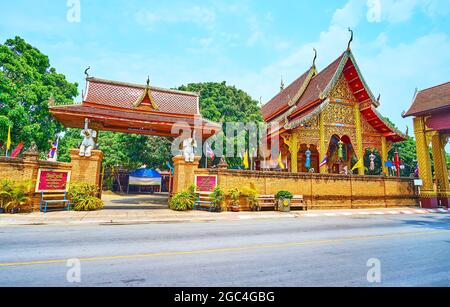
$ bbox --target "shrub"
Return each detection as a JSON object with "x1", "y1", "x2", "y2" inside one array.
[
  {"x1": 68, "y1": 183, "x2": 103, "y2": 211},
  {"x1": 169, "y1": 190, "x2": 195, "y2": 211},
  {"x1": 275, "y1": 191, "x2": 294, "y2": 200},
  {"x1": 73, "y1": 196, "x2": 104, "y2": 211},
  {"x1": 0, "y1": 180, "x2": 31, "y2": 212}
]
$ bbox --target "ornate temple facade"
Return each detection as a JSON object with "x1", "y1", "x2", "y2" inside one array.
[
  {"x1": 262, "y1": 48, "x2": 406, "y2": 175},
  {"x1": 404, "y1": 82, "x2": 450, "y2": 208}
]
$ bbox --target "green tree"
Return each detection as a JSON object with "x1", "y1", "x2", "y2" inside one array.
[
  {"x1": 177, "y1": 82, "x2": 263, "y2": 167},
  {"x1": 0, "y1": 36, "x2": 78, "y2": 154}
]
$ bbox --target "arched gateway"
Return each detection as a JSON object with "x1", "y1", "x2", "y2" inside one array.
[{"x1": 50, "y1": 77, "x2": 221, "y2": 194}]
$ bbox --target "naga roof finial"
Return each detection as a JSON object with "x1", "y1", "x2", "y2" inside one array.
[
  {"x1": 84, "y1": 66, "x2": 91, "y2": 78},
  {"x1": 347, "y1": 28, "x2": 354, "y2": 50},
  {"x1": 280, "y1": 76, "x2": 285, "y2": 91},
  {"x1": 312, "y1": 48, "x2": 318, "y2": 67},
  {"x1": 146, "y1": 76, "x2": 150, "y2": 87}
]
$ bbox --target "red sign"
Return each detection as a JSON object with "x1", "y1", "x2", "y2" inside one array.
[
  {"x1": 195, "y1": 175, "x2": 218, "y2": 193},
  {"x1": 36, "y1": 169, "x2": 71, "y2": 193}
]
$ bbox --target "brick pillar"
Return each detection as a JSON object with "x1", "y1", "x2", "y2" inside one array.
[
  {"x1": 70, "y1": 149, "x2": 104, "y2": 193},
  {"x1": 172, "y1": 156, "x2": 201, "y2": 194}
]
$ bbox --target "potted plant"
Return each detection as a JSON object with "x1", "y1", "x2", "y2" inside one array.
[
  {"x1": 240, "y1": 186, "x2": 259, "y2": 211},
  {"x1": 210, "y1": 186, "x2": 225, "y2": 213},
  {"x1": 228, "y1": 188, "x2": 241, "y2": 212},
  {"x1": 275, "y1": 190, "x2": 294, "y2": 213}
]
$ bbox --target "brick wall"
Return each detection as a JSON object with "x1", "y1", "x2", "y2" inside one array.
[
  {"x1": 0, "y1": 153, "x2": 72, "y2": 212},
  {"x1": 195, "y1": 169, "x2": 418, "y2": 210}
]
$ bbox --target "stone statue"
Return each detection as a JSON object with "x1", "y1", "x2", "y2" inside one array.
[
  {"x1": 182, "y1": 133, "x2": 198, "y2": 163},
  {"x1": 338, "y1": 140, "x2": 344, "y2": 160},
  {"x1": 369, "y1": 151, "x2": 376, "y2": 172},
  {"x1": 79, "y1": 119, "x2": 97, "y2": 158}
]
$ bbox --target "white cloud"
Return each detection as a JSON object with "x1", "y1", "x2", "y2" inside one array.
[{"x1": 135, "y1": 5, "x2": 216, "y2": 30}]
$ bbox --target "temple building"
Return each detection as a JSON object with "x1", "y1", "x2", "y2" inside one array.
[
  {"x1": 262, "y1": 47, "x2": 406, "y2": 175},
  {"x1": 404, "y1": 82, "x2": 450, "y2": 208}
]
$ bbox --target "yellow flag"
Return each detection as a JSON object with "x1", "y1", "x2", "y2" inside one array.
[
  {"x1": 243, "y1": 151, "x2": 249, "y2": 169},
  {"x1": 278, "y1": 153, "x2": 285, "y2": 169},
  {"x1": 351, "y1": 158, "x2": 363, "y2": 172},
  {"x1": 6, "y1": 126, "x2": 11, "y2": 151}
]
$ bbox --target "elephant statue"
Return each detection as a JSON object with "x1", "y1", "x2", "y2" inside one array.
[
  {"x1": 182, "y1": 137, "x2": 197, "y2": 163},
  {"x1": 79, "y1": 128, "x2": 97, "y2": 158}
]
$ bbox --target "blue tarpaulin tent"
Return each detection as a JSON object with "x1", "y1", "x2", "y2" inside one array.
[{"x1": 127, "y1": 168, "x2": 162, "y2": 193}]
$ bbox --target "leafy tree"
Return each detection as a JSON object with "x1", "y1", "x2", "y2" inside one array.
[
  {"x1": 177, "y1": 82, "x2": 263, "y2": 167},
  {"x1": 0, "y1": 36, "x2": 78, "y2": 154}
]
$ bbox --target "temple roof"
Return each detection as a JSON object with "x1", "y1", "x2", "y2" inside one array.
[
  {"x1": 84, "y1": 77, "x2": 200, "y2": 116},
  {"x1": 404, "y1": 81, "x2": 450, "y2": 117},
  {"x1": 50, "y1": 77, "x2": 221, "y2": 138},
  {"x1": 262, "y1": 49, "x2": 406, "y2": 142}
]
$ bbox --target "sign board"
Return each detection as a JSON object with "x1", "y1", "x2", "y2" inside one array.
[
  {"x1": 35, "y1": 169, "x2": 71, "y2": 193},
  {"x1": 414, "y1": 179, "x2": 423, "y2": 187},
  {"x1": 195, "y1": 175, "x2": 218, "y2": 193}
]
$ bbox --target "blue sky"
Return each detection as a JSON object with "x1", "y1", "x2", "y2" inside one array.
[{"x1": 1, "y1": 0, "x2": 449, "y2": 134}]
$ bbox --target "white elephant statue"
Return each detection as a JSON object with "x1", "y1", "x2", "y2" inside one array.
[
  {"x1": 79, "y1": 128, "x2": 97, "y2": 158},
  {"x1": 182, "y1": 137, "x2": 197, "y2": 163}
]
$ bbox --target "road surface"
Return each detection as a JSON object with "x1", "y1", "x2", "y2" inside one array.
[{"x1": 0, "y1": 213, "x2": 449, "y2": 287}]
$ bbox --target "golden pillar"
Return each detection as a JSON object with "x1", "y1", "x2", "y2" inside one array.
[
  {"x1": 381, "y1": 136, "x2": 389, "y2": 176},
  {"x1": 319, "y1": 112, "x2": 327, "y2": 174},
  {"x1": 431, "y1": 133, "x2": 450, "y2": 206},
  {"x1": 354, "y1": 104, "x2": 364, "y2": 175},
  {"x1": 413, "y1": 117, "x2": 438, "y2": 208},
  {"x1": 282, "y1": 132, "x2": 300, "y2": 173}
]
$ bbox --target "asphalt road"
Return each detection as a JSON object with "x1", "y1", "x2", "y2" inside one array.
[{"x1": 0, "y1": 213, "x2": 449, "y2": 287}]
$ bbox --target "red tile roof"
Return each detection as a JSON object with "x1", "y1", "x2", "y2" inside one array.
[
  {"x1": 84, "y1": 78, "x2": 200, "y2": 116},
  {"x1": 262, "y1": 53, "x2": 345, "y2": 121},
  {"x1": 404, "y1": 82, "x2": 450, "y2": 117},
  {"x1": 296, "y1": 53, "x2": 344, "y2": 109},
  {"x1": 261, "y1": 69, "x2": 312, "y2": 121}
]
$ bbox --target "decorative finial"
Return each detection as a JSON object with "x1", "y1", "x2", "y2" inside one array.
[
  {"x1": 377, "y1": 94, "x2": 381, "y2": 104},
  {"x1": 84, "y1": 66, "x2": 91, "y2": 78},
  {"x1": 405, "y1": 126, "x2": 409, "y2": 138},
  {"x1": 347, "y1": 28, "x2": 354, "y2": 50},
  {"x1": 146, "y1": 76, "x2": 150, "y2": 87},
  {"x1": 312, "y1": 48, "x2": 317, "y2": 67},
  {"x1": 48, "y1": 95, "x2": 55, "y2": 106},
  {"x1": 280, "y1": 76, "x2": 285, "y2": 91}
]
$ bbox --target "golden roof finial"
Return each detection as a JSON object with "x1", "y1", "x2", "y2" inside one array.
[{"x1": 280, "y1": 76, "x2": 285, "y2": 91}]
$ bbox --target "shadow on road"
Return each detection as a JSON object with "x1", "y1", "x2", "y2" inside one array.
[
  {"x1": 401, "y1": 215, "x2": 450, "y2": 231},
  {"x1": 103, "y1": 193, "x2": 169, "y2": 210}
]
